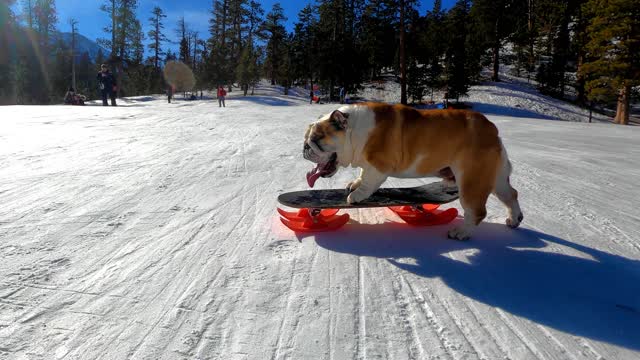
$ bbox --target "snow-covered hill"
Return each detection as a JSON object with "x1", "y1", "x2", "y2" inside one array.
[{"x1": 0, "y1": 84, "x2": 639, "y2": 359}]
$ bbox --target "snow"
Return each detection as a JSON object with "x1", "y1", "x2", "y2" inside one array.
[
  {"x1": 358, "y1": 74, "x2": 613, "y2": 124},
  {"x1": 1, "y1": 81, "x2": 639, "y2": 360}
]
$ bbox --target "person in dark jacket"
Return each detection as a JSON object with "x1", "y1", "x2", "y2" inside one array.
[
  {"x1": 167, "y1": 84, "x2": 174, "y2": 103},
  {"x1": 97, "y1": 64, "x2": 117, "y2": 106}
]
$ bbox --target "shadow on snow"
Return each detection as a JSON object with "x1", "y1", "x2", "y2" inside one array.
[
  {"x1": 298, "y1": 220, "x2": 640, "y2": 350},
  {"x1": 232, "y1": 95, "x2": 300, "y2": 107}
]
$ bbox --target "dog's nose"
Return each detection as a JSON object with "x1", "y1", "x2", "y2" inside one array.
[{"x1": 304, "y1": 143, "x2": 310, "y2": 151}]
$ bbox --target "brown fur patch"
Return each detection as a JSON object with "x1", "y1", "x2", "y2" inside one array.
[
  {"x1": 352, "y1": 103, "x2": 500, "y2": 175},
  {"x1": 352, "y1": 103, "x2": 503, "y2": 212}
]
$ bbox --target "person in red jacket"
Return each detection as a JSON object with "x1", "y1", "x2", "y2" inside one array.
[{"x1": 217, "y1": 86, "x2": 226, "y2": 107}]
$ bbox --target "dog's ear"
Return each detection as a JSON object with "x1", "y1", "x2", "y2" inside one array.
[{"x1": 329, "y1": 110, "x2": 349, "y2": 130}]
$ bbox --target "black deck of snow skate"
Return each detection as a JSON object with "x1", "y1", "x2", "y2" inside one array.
[{"x1": 278, "y1": 182, "x2": 459, "y2": 209}]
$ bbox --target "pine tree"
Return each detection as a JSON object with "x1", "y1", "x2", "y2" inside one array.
[
  {"x1": 69, "y1": 19, "x2": 78, "y2": 90},
  {"x1": 21, "y1": 0, "x2": 35, "y2": 29},
  {"x1": 22, "y1": 0, "x2": 57, "y2": 103},
  {"x1": 291, "y1": 4, "x2": 318, "y2": 90},
  {"x1": 51, "y1": 38, "x2": 71, "y2": 100},
  {"x1": 130, "y1": 20, "x2": 144, "y2": 64},
  {"x1": 443, "y1": 0, "x2": 471, "y2": 101},
  {"x1": 259, "y1": 3, "x2": 287, "y2": 85},
  {"x1": 95, "y1": 48, "x2": 105, "y2": 67},
  {"x1": 246, "y1": 1, "x2": 264, "y2": 41},
  {"x1": 98, "y1": 0, "x2": 141, "y2": 96},
  {"x1": 471, "y1": 0, "x2": 527, "y2": 82},
  {"x1": 423, "y1": 0, "x2": 445, "y2": 100},
  {"x1": 396, "y1": 0, "x2": 420, "y2": 104},
  {"x1": 361, "y1": 0, "x2": 396, "y2": 79},
  {"x1": 76, "y1": 51, "x2": 96, "y2": 99},
  {"x1": 164, "y1": 50, "x2": 177, "y2": 63},
  {"x1": 177, "y1": 17, "x2": 191, "y2": 65},
  {"x1": 406, "y1": 59, "x2": 426, "y2": 103},
  {"x1": 581, "y1": 0, "x2": 640, "y2": 125},
  {"x1": 236, "y1": 43, "x2": 255, "y2": 95},
  {"x1": 98, "y1": 0, "x2": 117, "y2": 57},
  {"x1": 147, "y1": 6, "x2": 167, "y2": 70},
  {"x1": 0, "y1": 0, "x2": 17, "y2": 104},
  {"x1": 572, "y1": 3, "x2": 589, "y2": 104},
  {"x1": 533, "y1": 0, "x2": 574, "y2": 97},
  {"x1": 227, "y1": 0, "x2": 249, "y2": 70}
]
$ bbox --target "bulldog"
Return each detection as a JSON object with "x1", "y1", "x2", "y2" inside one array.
[{"x1": 303, "y1": 103, "x2": 523, "y2": 240}]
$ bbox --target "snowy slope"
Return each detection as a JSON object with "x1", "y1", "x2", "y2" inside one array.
[
  {"x1": 358, "y1": 76, "x2": 613, "y2": 124},
  {"x1": 0, "y1": 86, "x2": 639, "y2": 359}
]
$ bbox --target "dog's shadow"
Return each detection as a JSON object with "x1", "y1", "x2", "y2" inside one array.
[{"x1": 299, "y1": 220, "x2": 640, "y2": 350}]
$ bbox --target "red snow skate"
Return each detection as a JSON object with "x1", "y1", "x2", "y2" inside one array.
[{"x1": 277, "y1": 183, "x2": 459, "y2": 232}]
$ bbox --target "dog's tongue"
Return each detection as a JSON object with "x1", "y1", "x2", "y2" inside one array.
[
  {"x1": 306, "y1": 164, "x2": 329, "y2": 188},
  {"x1": 306, "y1": 165, "x2": 321, "y2": 188}
]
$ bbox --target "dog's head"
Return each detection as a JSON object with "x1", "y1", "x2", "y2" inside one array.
[{"x1": 303, "y1": 110, "x2": 349, "y2": 187}]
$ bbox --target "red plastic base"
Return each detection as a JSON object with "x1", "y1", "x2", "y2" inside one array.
[
  {"x1": 388, "y1": 204, "x2": 458, "y2": 226},
  {"x1": 278, "y1": 208, "x2": 349, "y2": 232},
  {"x1": 277, "y1": 204, "x2": 457, "y2": 233}
]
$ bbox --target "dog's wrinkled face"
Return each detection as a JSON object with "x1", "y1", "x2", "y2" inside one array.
[{"x1": 303, "y1": 110, "x2": 349, "y2": 187}]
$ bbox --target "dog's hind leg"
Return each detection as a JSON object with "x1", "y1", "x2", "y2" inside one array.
[
  {"x1": 448, "y1": 184, "x2": 491, "y2": 241},
  {"x1": 493, "y1": 145, "x2": 523, "y2": 228},
  {"x1": 447, "y1": 157, "x2": 495, "y2": 240}
]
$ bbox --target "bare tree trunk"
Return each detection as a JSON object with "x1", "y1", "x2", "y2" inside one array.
[
  {"x1": 26, "y1": 0, "x2": 33, "y2": 29},
  {"x1": 528, "y1": 0, "x2": 534, "y2": 82},
  {"x1": 70, "y1": 19, "x2": 77, "y2": 90},
  {"x1": 575, "y1": 53, "x2": 585, "y2": 104},
  {"x1": 154, "y1": 13, "x2": 160, "y2": 70},
  {"x1": 492, "y1": 17, "x2": 501, "y2": 82},
  {"x1": 614, "y1": 85, "x2": 630, "y2": 125},
  {"x1": 399, "y1": 0, "x2": 407, "y2": 104},
  {"x1": 111, "y1": 0, "x2": 116, "y2": 57},
  {"x1": 192, "y1": 32, "x2": 198, "y2": 69}
]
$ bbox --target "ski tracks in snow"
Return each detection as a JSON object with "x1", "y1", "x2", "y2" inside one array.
[{"x1": 0, "y1": 99, "x2": 639, "y2": 359}]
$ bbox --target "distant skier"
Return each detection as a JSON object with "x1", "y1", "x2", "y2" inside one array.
[
  {"x1": 97, "y1": 64, "x2": 117, "y2": 106},
  {"x1": 167, "y1": 85, "x2": 174, "y2": 103},
  {"x1": 217, "y1": 86, "x2": 226, "y2": 107},
  {"x1": 339, "y1": 87, "x2": 345, "y2": 104},
  {"x1": 309, "y1": 90, "x2": 314, "y2": 104}
]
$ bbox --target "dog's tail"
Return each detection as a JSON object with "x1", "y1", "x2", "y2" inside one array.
[
  {"x1": 497, "y1": 138, "x2": 512, "y2": 182},
  {"x1": 494, "y1": 138, "x2": 519, "y2": 205},
  {"x1": 494, "y1": 138, "x2": 524, "y2": 227}
]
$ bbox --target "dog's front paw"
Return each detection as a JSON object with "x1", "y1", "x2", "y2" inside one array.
[
  {"x1": 347, "y1": 190, "x2": 368, "y2": 204},
  {"x1": 346, "y1": 178, "x2": 362, "y2": 192},
  {"x1": 447, "y1": 226, "x2": 473, "y2": 241}
]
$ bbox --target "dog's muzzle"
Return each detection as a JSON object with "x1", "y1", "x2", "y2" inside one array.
[{"x1": 303, "y1": 142, "x2": 338, "y2": 187}]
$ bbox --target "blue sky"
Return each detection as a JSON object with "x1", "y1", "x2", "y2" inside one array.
[{"x1": 47, "y1": 1, "x2": 454, "y2": 53}]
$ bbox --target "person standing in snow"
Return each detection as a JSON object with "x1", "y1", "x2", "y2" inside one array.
[
  {"x1": 339, "y1": 86, "x2": 345, "y2": 104},
  {"x1": 97, "y1": 64, "x2": 117, "y2": 106},
  {"x1": 217, "y1": 86, "x2": 226, "y2": 107},
  {"x1": 167, "y1": 85, "x2": 174, "y2": 103},
  {"x1": 309, "y1": 90, "x2": 314, "y2": 104}
]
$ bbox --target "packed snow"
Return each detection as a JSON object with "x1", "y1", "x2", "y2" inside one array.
[{"x1": 0, "y1": 81, "x2": 639, "y2": 360}]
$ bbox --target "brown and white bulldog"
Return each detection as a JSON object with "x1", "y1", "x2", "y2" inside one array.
[{"x1": 303, "y1": 102, "x2": 523, "y2": 240}]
